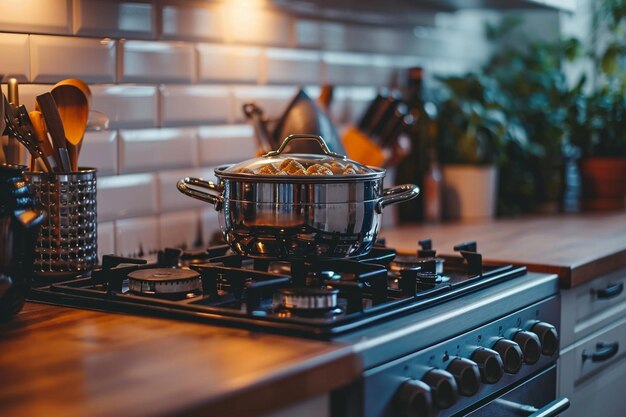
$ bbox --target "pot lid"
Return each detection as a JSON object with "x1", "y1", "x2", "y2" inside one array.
[{"x1": 224, "y1": 134, "x2": 376, "y2": 177}]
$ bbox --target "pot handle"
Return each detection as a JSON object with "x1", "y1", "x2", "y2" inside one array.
[
  {"x1": 377, "y1": 184, "x2": 420, "y2": 213},
  {"x1": 177, "y1": 177, "x2": 223, "y2": 208},
  {"x1": 264, "y1": 134, "x2": 345, "y2": 159}
]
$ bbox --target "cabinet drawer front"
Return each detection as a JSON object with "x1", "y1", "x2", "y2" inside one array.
[
  {"x1": 561, "y1": 267, "x2": 626, "y2": 346},
  {"x1": 558, "y1": 316, "x2": 626, "y2": 417}
]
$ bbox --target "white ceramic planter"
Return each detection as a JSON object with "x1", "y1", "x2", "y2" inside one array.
[{"x1": 442, "y1": 164, "x2": 498, "y2": 220}]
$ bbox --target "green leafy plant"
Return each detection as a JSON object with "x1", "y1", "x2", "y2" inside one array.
[
  {"x1": 484, "y1": 35, "x2": 581, "y2": 214},
  {"x1": 568, "y1": 0, "x2": 626, "y2": 157},
  {"x1": 435, "y1": 74, "x2": 510, "y2": 165}
]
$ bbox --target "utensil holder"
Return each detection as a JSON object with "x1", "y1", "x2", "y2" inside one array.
[{"x1": 25, "y1": 168, "x2": 97, "y2": 278}]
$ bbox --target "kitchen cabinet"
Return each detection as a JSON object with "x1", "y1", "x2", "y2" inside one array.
[
  {"x1": 558, "y1": 266, "x2": 626, "y2": 417},
  {"x1": 558, "y1": 315, "x2": 626, "y2": 417}
]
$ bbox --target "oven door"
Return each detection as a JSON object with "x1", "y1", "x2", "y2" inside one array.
[{"x1": 465, "y1": 366, "x2": 569, "y2": 417}]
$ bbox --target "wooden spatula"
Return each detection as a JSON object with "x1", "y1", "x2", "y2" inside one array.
[{"x1": 51, "y1": 79, "x2": 90, "y2": 171}]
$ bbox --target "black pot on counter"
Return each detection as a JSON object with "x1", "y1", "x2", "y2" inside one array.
[{"x1": 0, "y1": 164, "x2": 45, "y2": 321}]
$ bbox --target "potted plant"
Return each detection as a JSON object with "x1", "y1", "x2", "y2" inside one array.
[
  {"x1": 435, "y1": 74, "x2": 511, "y2": 220},
  {"x1": 568, "y1": 89, "x2": 626, "y2": 209},
  {"x1": 567, "y1": 1, "x2": 626, "y2": 210}
]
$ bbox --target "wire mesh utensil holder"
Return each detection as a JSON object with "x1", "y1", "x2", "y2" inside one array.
[{"x1": 25, "y1": 168, "x2": 97, "y2": 278}]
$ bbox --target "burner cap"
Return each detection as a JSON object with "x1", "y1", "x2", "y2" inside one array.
[
  {"x1": 128, "y1": 268, "x2": 201, "y2": 295},
  {"x1": 280, "y1": 288, "x2": 339, "y2": 311},
  {"x1": 391, "y1": 256, "x2": 444, "y2": 275}
]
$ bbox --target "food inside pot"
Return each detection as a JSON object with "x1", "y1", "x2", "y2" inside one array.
[{"x1": 237, "y1": 158, "x2": 368, "y2": 176}]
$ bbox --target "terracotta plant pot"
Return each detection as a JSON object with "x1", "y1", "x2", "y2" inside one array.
[
  {"x1": 579, "y1": 157, "x2": 626, "y2": 211},
  {"x1": 442, "y1": 164, "x2": 498, "y2": 220}
]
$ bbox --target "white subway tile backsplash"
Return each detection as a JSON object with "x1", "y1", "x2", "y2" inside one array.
[
  {"x1": 160, "y1": 85, "x2": 231, "y2": 126},
  {"x1": 197, "y1": 44, "x2": 261, "y2": 83},
  {"x1": 347, "y1": 25, "x2": 410, "y2": 55},
  {"x1": 74, "y1": 0, "x2": 154, "y2": 38},
  {"x1": 159, "y1": 210, "x2": 201, "y2": 249},
  {"x1": 115, "y1": 216, "x2": 160, "y2": 258},
  {"x1": 30, "y1": 36, "x2": 116, "y2": 83},
  {"x1": 331, "y1": 86, "x2": 378, "y2": 124},
  {"x1": 232, "y1": 85, "x2": 297, "y2": 122},
  {"x1": 79, "y1": 130, "x2": 118, "y2": 175},
  {"x1": 0, "y1": 34, "x2": 30, "y2": 82},
  {"x1": 197, "y1": 124, "x2": 256, "y2": 165},
  {"x1": 295, "y1": 21, "x2": 348, "y2": 51},
  {"x1": 97, "y1": 173, "x2": 158, "y2": 221},
  {"x1": 223, "y1": 6, "x2": 290, "y2": 47},
  {"x1": 119, "y1": 128, "x2": 198, "y2": 174},
  {"x1": 158, "y1": 167, "x2": 217, "y2": 214},
  {"x1": 323, "y1": 52, "x2": 398, "y2": 86},
  {"x1": 97, "y1": 221, "x2": 116, "y2": 260},
  {"x1": 0, "y1": 2, "x2": 491, "y2": 238},
  {"x1": 264, "y1": 48, "x2": 322, "y2": 85},
  {"x1": 90, "y1": 84, "x2": 158, "y2": 129},
  {"x1": 0, "y1": 0, "x2": 70, "y2": 35},
  {"x1": 121, "y1": 40, "x2": 195, "y2": 83},
  {"x1": 162, "y1": 3, "x2": 223, "y2": 41}
]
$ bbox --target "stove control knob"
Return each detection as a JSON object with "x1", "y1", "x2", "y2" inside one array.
[
  {"x1": 471, "y1": 348, "x2": 504, "y2": 384},
  {"x1": 446, "y1": 358, "x2": 481, "y2": 396},
  {"x1": 422, "y1": 369, "x2": 459, "y2": 409},
  {"x1": 394, "y1": 379, "x2": 433, "y2": 417},
  {"x1": 514, "y1": 330, "x2": 542, "y2": 364},
  {"x1": 493, "y1": 339, "x2": 523, "y2": 374},
  {"x1": 530, "y1": 322, "x2": 559, "y2": 356}
]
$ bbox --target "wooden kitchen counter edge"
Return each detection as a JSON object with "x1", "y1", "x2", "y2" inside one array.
[
  {"x1": 0, "y1": 302, "x2": 362, "y2": 417},
  {"x1": 381, "y1": 211, "x2": 626, "y2": 288}
]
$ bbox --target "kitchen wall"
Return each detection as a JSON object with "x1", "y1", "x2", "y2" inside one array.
[{"x1": 0, "y1": 0, "x2": 500, "y2": 259}]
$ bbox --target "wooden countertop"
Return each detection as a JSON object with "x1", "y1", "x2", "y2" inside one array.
[
  {"x1": 381, "y1": 211, "x2": 626, "y2": 288},
  {"x1": 0, "y1": 302, "x2": 361, "y2": 417}
]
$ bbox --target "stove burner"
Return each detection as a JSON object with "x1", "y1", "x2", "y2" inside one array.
[
  {"x1": 128, "y1": 268, "x2": 201, "y2": 295},
  {"x1": 280, "y1": 288, "x2": 339, "y2": 311},
  {"x1": 30, "y1": 239, "x2": 525, "y2": 338},
  {"x1": 390, "y1": 255, "x2": 444, "y2": 275}
]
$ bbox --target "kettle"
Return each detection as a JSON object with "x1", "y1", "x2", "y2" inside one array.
[
  {"x1": 243, "y1": 89, "x2": 345, "y2": 155},
  {"x1": 0, "y1": 163, "x2": 45, "y2": 321}
]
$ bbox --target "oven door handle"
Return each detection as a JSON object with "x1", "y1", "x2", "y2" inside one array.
[{"x1": 494, "y1": 397, "x2": 570, "y2": 417}]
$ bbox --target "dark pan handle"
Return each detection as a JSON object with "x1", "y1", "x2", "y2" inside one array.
[
  {"x1": 177, "y1": 177, "x2": 223, "y2": 209},
  {"x1": 376, "y1": 184, "x2": 419, "y2": 213},
  {"x1": 583, "y1": 342, "x2": 619, "y2": 363},
  {"x1": 264, "y1": 134, "x2": 345, "y2": 159},
  {"x1": 595, "y1": 282, "x2": 623, "y2": 299}
]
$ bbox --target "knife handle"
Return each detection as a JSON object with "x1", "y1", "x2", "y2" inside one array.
[
  {"x1": 36, "y1": 93, "x2": 71, "y2": 172},
  {"x1": 29, "y1": 110, "x2": 59, "y2": 171}
]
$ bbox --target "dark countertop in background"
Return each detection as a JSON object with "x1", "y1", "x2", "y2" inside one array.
[
  {"x1": 382, "y1": 211, "x2": 626, "y2": 288},
  {"x1": 0, "y1": 303, "x2": 361, "y2": 417}
]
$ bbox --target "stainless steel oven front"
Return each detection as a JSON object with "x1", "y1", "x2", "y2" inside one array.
[{"x1": 334, "y1": 272, "x2": 569, "y2": 417}]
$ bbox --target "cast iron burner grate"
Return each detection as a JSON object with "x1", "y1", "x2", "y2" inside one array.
[{"x1": 28, "y1": 239, "x2": 526, "y2": 339}]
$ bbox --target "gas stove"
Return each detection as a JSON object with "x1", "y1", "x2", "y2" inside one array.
[
  {"x1": 30, "y1": 239, "x2": 524, "y2": 338},
  {"x1": 28, "y1": 239, "x2": 568, "y2": 417}
]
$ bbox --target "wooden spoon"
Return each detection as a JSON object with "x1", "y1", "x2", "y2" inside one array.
[
  {"x1": 50, "y1": 82, "x2": 90, "y2": 171},
  {"x1": 29, "y1": 110, "x2": 59, "y2": 171}
]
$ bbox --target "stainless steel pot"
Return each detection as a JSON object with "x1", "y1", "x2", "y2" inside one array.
[{"x1": 177, "y1": 134, "x2": 419, "y2": 259}]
